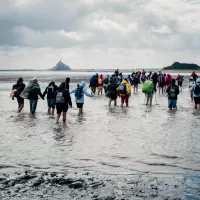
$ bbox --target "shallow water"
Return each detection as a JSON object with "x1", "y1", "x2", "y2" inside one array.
[{"x1": 0, "y1": 72, "x2": 200, "y2": 177}]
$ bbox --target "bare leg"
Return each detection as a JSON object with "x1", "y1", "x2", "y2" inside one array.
[
  {"x1": 108, "y1": 99, "x2": 112, "y2": 107},
  {"x1": 194, "y1": 104, "x2": 197, "y2": 109},
  {"x1": 150, "y1": 98, "x2": 152, "y2": 106},
  {"x1": 18, "y1": 104, "x2": 24, "y2": 113},
  {"x1": 52, "y1": 108, "x2": 55, "y2": 115},
  {"x1": 146, "y1": 97, "x2": 149, "y2": 105},
  {"x1": 198, "y1": 104, "x2": 200, "y2": 110},
  {"x1": 56, "y1": 113, "x2": 61, "y2": 123},
  {"x1": 126, "y1": 97, "x2": 129, "y2": 107},
  {"x1": 62, "y1": 112, "x2": 66, "y2": 122},
  {"x1": 48, "y1": 107, "x2": 51, "y2": 114},
  {"x1": 136, "y1": 85, "x2": 138, "y2": 92}
]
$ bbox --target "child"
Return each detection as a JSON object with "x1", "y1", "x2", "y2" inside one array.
[{"x1": 71, "y1": 81, "x2": 94, "y2": 115}]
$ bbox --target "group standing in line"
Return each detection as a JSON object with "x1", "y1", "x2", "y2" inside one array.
[{"x1": 10, "y1": 70, "x2": 200, "y2": 122}]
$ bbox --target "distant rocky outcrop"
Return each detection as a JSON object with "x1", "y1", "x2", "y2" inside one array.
[
  {"x1": 163, "y1": 62, "x2": 200, "y2": 70},
  {"x1": 50, "y1": 60, "x2": 71, "y2": 71}
]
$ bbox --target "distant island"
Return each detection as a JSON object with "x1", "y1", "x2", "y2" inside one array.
[
  {"x1": 163, "y1": 62, "x2": 200, "y2": 70},
  {"x1": 50, "y1": 60, "x2": 71, "y2": 71}
]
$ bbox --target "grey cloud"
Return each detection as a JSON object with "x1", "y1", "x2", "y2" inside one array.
[{"x1": 1, "y1": 0, "x2": 200, "y2": 53}]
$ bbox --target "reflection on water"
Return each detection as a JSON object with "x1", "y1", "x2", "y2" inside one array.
[
  {"x1": 184, "y1": 174, "x2": 200, "y2": 199},
  {"x1": 0, "y1": 75, "x2": 199, "y2": 180}
]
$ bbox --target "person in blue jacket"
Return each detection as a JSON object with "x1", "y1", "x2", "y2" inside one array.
[
  {"x1": 190, "y1": 78, "x2": 200, "y2": 110},
  {"x1": 71, "y1": 81, "x2": 94, "y2": 115},
  {"x1": 89, "y1": 73, "x2": 98, "y2": 95}
]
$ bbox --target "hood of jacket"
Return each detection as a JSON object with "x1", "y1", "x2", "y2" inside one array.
[
  {"x1": 99, "y1": 75, "x2": 103, "y2": 79},
  {"x1": 167, "y1": 74, "x2": 172, "y2": 79},
  {"x1": 196, "y1": 78, "x2": 200, "y2": 85},
  {"x1": 121, "y1": 79, "x2": 128, "y2": 85},
  {"x1": 80, "y1": 81, "x2": 86, "y2": 88}
]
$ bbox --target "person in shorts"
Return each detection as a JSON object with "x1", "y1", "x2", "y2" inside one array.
[
  {"x1": 106, "y1": 77, "x2": 118, "y2": 107},
  {"x1": 146, "y1": 92, "x2": 154, "y2": 106},
  {"x1": 55, "y1": 82, "x2": 72, "y2": 123},
  {"x1": 190, "y1": 78, "x2": 200, "y2": 110},
  {"x1": 117, "y1": 79, "x2": 131, "y2": 107},
  {"x1": 166, "y1": 79, "x2": 179, "y2": 110},
  {"x1": 43, "y1": 81, "x2": 58, "y2": 115},
  {"x1": 71, "y1": 81, "x2": 94, "y2": 115},
  {"x1": 12, "y1": 77, "x2": 26, "y2": 113}
]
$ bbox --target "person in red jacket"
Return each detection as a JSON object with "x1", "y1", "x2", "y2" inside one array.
[
  {"x1": 191, "y1": 71, "x2": 198, "y2": 82},
  {"x1": 98, "y1": 74, "x2": 104, "y2": 95},
  {"x1": 166, "y1": 74, "x2": 172, "y2": 87}
]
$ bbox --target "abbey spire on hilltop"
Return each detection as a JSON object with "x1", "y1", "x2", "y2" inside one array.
[{"x1": 50, "y1": 59, "x2": 71, "y2": 71}]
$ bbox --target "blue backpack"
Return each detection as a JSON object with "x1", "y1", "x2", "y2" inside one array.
[
  {"x1": 119, "y1": 84, "x2": 126, "y2": 94},
  {"x1": 141, "y1": 74, "x2": 146, "y2": 81},
  {"x1": 75, "y1": 87, "x2": 83, "y2": 99}
]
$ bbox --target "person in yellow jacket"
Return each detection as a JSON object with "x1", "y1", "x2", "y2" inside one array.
[{"x1": 117, "y1": 79, "x2": 131, "y2": 107}]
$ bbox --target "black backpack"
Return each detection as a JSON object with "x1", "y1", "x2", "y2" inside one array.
[
  {"x1": 169, "y1": 85, "x2": 177, "y2": 98},
  {"x1": 75, "y1": 87, "x2": 83, "y2": 99},
  {"x1": 56, "y1": 91, "x2": 65, "y2": 103},
  {"x1": 194, "y1": 84, "x2": 200, "y2": 95},
  {"x1": 14, "y1": 84, "x2": 23, "y2": 97},
  {"x1": 47, "y1": 85, "x2": 54, "y2": 94},
  {"x1": 119, "y1": 84, "x2": 127, "y2": 94},
  {"x1": 103, "y1": 78, "x2": 109, "y2": 84}
]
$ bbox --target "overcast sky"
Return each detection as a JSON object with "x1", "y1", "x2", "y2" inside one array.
[{"x1": 1, "y1": 0, "x2": 200, "y2": 69}]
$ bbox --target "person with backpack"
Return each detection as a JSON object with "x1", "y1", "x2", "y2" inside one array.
[
  {"x1": 166, "y1": 79, "x2": 180, "y2": 110},
  {"x1": 147, "y1": 71, "x2": 152, "y2": 80},
  {"x1": 166, "y1": 74, "x2": 172, "y2": 87},
  {"x1": 190, "y1": 78, "x2": 200, "y2": 109},
  {"x1": 43, "y1": 81, "x2": 58, "y2": 115},
  {"x1": 117, "y1": 79, "x2": 131, "y2": 107},
  {"x1": 191, "y1": 71, "x2": 198, "y2": 82},
  {"x1": 103, "y1": 75, "x2": 109, "y2": 93},
  {"x1": 132, "y1": 74, "x2": 140, "y2": 93},
  {"x1": 12, "y1": 77, "x2": 26, "y2": 113},
  {"x1": 158, "y1": 73, "x2": 164, "y2": 94},
  {"x1": 55, "y1": 82, "x2": 72, "y2": 123},
  {"x1": 115, "y1": 69, "x2": 119, "y2": 77},
  {"x1": 176, "y1": 74, "x2": 184, "y2": 91},
  {"x1": 142, "y1": 80, "x2": 154, "y2": 106},
  {"x1": 127, "y1": 75, "x2": 133, "y2": 85},
  {"x1": 71, "y1": 81, "x2": 94, "y2": 115},
  {"x1": 189, "y1": 77, "x2": 195, "y2": 101},
  {"x1": 98, "y1": 74, "x2": 104, "y2": 95},
  {"x1": 20, "y1": 77, "x2": 44, "y2": 115},
  {"x1": 106, "y1": 77, "x2": 118, "y2": 107},
  {"x1": 89, "y1": 73, "x2": 98, "y2": 95},
  {"x1": 151, "y1": 72, "x2": 158, "y2": 93},
  {"x1": 141, "y1": 72, "x2": 147, "y2": 84}
]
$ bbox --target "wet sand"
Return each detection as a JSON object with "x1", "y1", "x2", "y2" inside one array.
[{"x1": 0, "y1": 72, "x2": 199, "y2": 199}]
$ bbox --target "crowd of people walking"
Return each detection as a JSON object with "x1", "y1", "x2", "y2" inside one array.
[{"x1": 10, "y1": 70, "x2": 200, "y2": 122}]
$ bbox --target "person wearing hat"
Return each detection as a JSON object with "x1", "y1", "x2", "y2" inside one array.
[
  {"x1": 20, "y1": 77, "x2": 44, "y2": 115},
  {"x1": 12, "y1": 77, "x2": 26, "y2": 113},
  {"x1": 43, "y1": 81, "x2": 58, "y2": 115}
]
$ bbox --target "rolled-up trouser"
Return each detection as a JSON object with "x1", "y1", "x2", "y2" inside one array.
[{"x1": 29, "y1": 99, "x2": 38, "y2": 114}]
